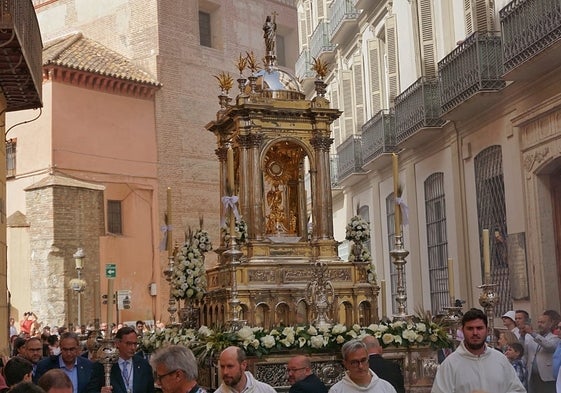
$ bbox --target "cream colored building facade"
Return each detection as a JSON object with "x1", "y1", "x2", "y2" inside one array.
[
  {"x1": 295, "y1": 0, "x2": 561, "y2": 319},
  {"x1": 6, "y1": 0, "x2": 299, "y2": 328}
]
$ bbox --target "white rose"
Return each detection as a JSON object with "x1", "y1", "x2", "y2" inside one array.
[
  {"x1": 310, "y1": 335, "x2": 324, "y2": 349},
  {"x1": 307, "y1": 326, "x2": 318, "y2": 335},
  {"x1": 382, "y1": 333, "x2": 394, "y2": 344},
  {"x1": 260, "y1": 335, "x2": 276, "y2": 349}
]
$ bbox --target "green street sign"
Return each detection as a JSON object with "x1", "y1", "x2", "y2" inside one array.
[{"x1": 105, "y1": 263, "x2": 116, "y2": 278}]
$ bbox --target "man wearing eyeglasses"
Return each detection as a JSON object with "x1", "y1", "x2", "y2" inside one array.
[
  {"x1": 328, "y1": 340, "x2": 396, "y2": 393},
  {"x1": 20, "y1": 337, "x2": 44, "y2": 377},
  {"x1": 34, "y1": 331, "x2": 96, "y2": 393},
  {"x1": 287, "y1": 355, "x2": 327, "y2": 393},
  {"x1": 149, "y1": 345, "x2": 206, "y2": 393},
  {"x1": 94, "y1": 326, "x2": 155, "y2": 393}
]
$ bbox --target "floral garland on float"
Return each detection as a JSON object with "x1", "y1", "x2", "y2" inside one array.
[
  {"x1": 345, "y1": 214, "x2": 372, "y2": 262},
  {"x1": 140, "y1": 312, "x2": 453, "y2": 364}
]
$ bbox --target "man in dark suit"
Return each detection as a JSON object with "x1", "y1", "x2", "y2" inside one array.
[
  {"x1": 95, "y1": 326, "x2": 155, "y2": 393},
  {"x1": 287, "y1": 355, "x2": 328, "y2": 393},
  {"x1": 34, "y1": 331, "x2": 97, "y2": 393},
  {"x1": 362, "y1": 335, "x2": 405, "y2": 393}
]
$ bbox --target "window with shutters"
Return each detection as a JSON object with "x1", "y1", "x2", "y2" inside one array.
[
  {"x1": 474, "y1": 145, "x2": 512, "y2": 316},
  {"x1": 199, "y1": 11, "x2": 212, "y2": 47},
  {"x1": 342, "y1": 70, "x2": 355, "y2": 139},
  {"x1": 418, "y1": 0, "x2": 437, "y2": 77},
  {"x1": 107, "y1": 200, "x2": 123, "y2": 235},
  {"x1": 368, "y1": 39, "x2": 383, "y2": 114},
  {"x1": 464, "y1": 0, "x2": 495, "y2": 36},
  {"x1": 386, "y1": 192, "x2": 405, "y2": 314},
  {"x1": 298, "y1": 5, "x2": 309, "y2": 49},
  {"x1": 385, "y1": 15, "x2": 399, "y2": 106},
  {"x1": 331, "y1": 87, "x2": 342, "y2": 146},
  {"x1": 425, "y1": 173, "x2": 449, "y2": 314},
  {"x1": 352, "y1": 53, "x2": 365, "y2": 128},
  {"x1": 6, "y1": 138, "x2": 16, "y2": 178}
]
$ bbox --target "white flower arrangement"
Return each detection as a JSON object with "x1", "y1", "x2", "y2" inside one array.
[
  {"x1": 193, "y1": 228, "x2": 213, "y2": 253},
  {"x1": 346, "y1": 215, "x2": 372, "y2": 262},
  {"x1": 170, "y1": 241, "x2": 207, "y2": 300},
  {"x1": 222, "y1": 218, "x2": 248, "y2": 244},
  {"x1": 345, "y1": 215, "x2": 371, "y2": 243},
  {"x1": 140, "y1": 319, "x2": 453, "y2": 363}
]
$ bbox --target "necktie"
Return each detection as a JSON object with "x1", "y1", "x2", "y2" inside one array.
[{"x1": 122, "y1": 361, "x2": 131, "y2": 392}]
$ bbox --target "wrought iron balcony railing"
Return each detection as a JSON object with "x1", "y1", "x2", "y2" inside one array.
[
  {"x1": 295, "y1": 48, "x2": 315, "y2": 80},
  {"x1": 329, "y1": 0, "x2": 361, "y2": 40},
  {"x1": 361, "y1": 109, "x2": 395, "y2": 164},
  {"x1": 336, "y1": 134, "x2": 363, "y2": 181},
  {"x1": 309, "y1": 20, "x2": 336, "y2": 61},
  {"x1": 0, "y1": 0, "x2": 43, "y2": 111},
  {"x1": 439, "y1": 31, "x2": 505, "y2": 114},
  {"x1": 395, "y1": 77, "x2": 444, "y2": 145},
  {"x1": 500, "y1": 0, "x2": 561, "y2": 74}
]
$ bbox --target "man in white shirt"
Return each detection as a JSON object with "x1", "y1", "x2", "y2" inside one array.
[
  {"x1": 328, "y1": 340, "x2": 396, "y2": 393},
  {"x1": 432, "y1": 308, "x2": 526, "y2": 393},
  {"x1": 214, "y1": 346, "x2": 275, "y2": 393}
]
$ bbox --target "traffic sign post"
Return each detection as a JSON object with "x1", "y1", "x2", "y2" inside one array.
[
  {"x1": 105, "y1": 263, "x2": 116, "y2": 278},
  {"x1": 105, "y1": 263, "x2": 116, "y2": 336}
]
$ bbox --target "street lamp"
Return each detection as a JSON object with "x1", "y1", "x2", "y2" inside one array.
[{"x1": 70, "y1": 248, "x2": 87, "y2": 326}]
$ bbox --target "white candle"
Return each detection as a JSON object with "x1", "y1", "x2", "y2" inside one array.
[
  {"x1": 448, "y1": 258, "x2": 455, "y2": 301},
  {"x1": 380, "y1": 279, "x2": 387, "y2": 318},
  {"x1": 227, "y1": 145, "x2": 234, "y2": 193},
  {"x1": 392, "y1": 153, "x2": 401, "y2": 238},
  {"x1": 483, "y1": 229, "x2": 490, "y2": 282},
  {"x1": 167, "y1": 187, "x2": 172, "y2": 257},
  {"x1": 227, "y1": 145, "x2": 235, "y2": 237}
]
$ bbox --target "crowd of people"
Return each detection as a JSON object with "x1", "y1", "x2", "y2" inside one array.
[
  {"x1": 3, "y1": 306, "x2": 561, "y2": 393},
  {"x1": 432, "y1": 307, "x2": 561, "y2": 393}
]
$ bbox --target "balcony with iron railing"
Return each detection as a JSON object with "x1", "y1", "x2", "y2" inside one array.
[
  {"x1": 439, "y1": 31, "x2": 506, "y2": 119},
  {"x1": 329, "y1": 0, "x2": 361, "y2": 45},
  {"x1": 395, "y1": 77, "x2": 444, "y2": 148},
  {"x1": 336, "y1": 134, "x2": 366, "y2": 186},
  {"x1": 361, "y1": 109, "x2": 396, "y2": 171},
  {"x1": 500, "y1": 0, "x2": 561, "y2": 80},
  {"x1": 0, "y1": 0, "x2": 42, "y2": 111},
  {"x1": 295, "y1": 48, "x2": 315, "y2": 81},
  {"x1": 309, "y1": 20, "x2": 336, "y2": 65}
]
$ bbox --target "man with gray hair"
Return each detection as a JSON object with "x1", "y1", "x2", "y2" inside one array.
[
  {"x1": 328, "y1": 340, "x2": 396, "y2": 393},
  {"x1": 149, "y1": 345, "x2": 206, "y2": 393}
]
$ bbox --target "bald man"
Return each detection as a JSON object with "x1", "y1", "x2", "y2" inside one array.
[
  {"x1": 287, "y1": 355, "x2": 327, "y2": 393},
  {"x1": 362, "y1": 335, "x2": 405, "y2": 393},
  {"x1": 215, "y1": 346, "x2": 275, "y2": 393}
]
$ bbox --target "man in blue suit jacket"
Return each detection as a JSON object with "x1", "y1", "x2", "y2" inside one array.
[
  {"x1": 95, "y1": 326, "x2": 155, "y2": 393},
  {"x1": 34, "y1": 331, "x2": 97, "y2": 393}
]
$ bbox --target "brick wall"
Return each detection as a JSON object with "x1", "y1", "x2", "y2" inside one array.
[{"x1": 27, "y1": 184, "x2": 104, "y2": 327}]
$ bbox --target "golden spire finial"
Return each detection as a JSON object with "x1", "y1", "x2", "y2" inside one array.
[
  {"x1": 214, "y1": 71, "x2": 234, "y2": 93},
  {"x1": 311, "y1": 56, "x2": 329, "y2": 79},
  {"x1": 246, "y1": 51, "x2": 260, "y2": 73},
  {"x1": 235, "y1": 53, "x2": 247, "y2": 75}
]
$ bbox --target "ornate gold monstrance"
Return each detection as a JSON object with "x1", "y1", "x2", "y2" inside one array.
[{"x1": 204, "y1": 15, "x2": 377, "y2": 329}]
